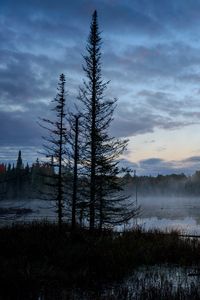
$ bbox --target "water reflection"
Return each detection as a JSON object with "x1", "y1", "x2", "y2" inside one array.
[
  {"x1": 37, "y1": 265, "x2": 200, "y2": 299},
  {"x1": 137, "y1": 216, "x2": 200, "y2": 235},
  {"x1": 2, "y1": 197, "x2": 200, "y2": 234}
]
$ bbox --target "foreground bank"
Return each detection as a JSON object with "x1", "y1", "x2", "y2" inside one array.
[{"x1": 1, "y1": 222, "x2": 200, "y2": 299}]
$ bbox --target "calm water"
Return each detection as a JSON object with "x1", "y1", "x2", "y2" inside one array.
[
  {"x1": 1, "y1": 196, "x2": 200, "y2": 234},
  {"x1": 130, "y1": 196, "x2": 200, "y2": 234}
]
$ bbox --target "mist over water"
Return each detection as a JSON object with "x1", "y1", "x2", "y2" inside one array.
[
  {"x1": 1, "y1": 196, "x2": 200, "y2": 234},
  {"x1": 120, "y1": 192, "x2": 200, "y2": 234},
  {"x1": 2, "y1": 196, "x2": 200, "y2": 299},
  {"x1": 130, "y1": 196, "x2": 200, "y2": 234}
]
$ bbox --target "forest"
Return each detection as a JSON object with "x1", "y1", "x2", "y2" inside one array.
[{"x1": 2, "y1": 151, "x2": 200, "y2": 201}]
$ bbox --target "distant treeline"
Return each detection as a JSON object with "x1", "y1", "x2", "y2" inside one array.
[
  {"x1": 124, "y1": 172, "x2": 200, "y2": 197},
  {"x1": 0, "y1": 151, "x2": 55, "y2": 199},
  {"x1": 1, "y1": 152, "x2": 200, "y2": 199}
]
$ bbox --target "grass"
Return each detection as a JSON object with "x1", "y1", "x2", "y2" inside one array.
[{"x1": 1, "y1": 222, "x2": 200, "y2": 299}]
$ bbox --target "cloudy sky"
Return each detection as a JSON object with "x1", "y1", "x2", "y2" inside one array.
[{"x1": 1, "y1": 0, "x2": 200, "y2": 175}]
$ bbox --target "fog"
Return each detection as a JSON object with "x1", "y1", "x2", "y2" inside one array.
[
  {"x1": 1, "y1": 195, "x2": 200, "y2": 234},
  {"x1": 126, "y1": 195, "x2": 200, "y2": 234}
]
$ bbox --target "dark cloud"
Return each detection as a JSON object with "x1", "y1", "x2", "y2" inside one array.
[
  {"x1": 110, "y1": 101, "x2": 196, "y2": 138},
  {"x1": 0, "y1": 146, "x2": 41, "y2": 165},
  {"x1": 99, "y1": 155, "x2": 200, "y2": 176},
  {"x1": 130, "y1": 0, "x2": 200, "y2": 34},
  {"x1": 118, "y1": 158, "x2": 138, "y2": 170},
  {"x1": 183, "y1": 156, "x2": 200, "y2": 163},
  {"x1": 0, "y1": 0, "x2": 166, "y2": 38},
  {"x1": 138, "y1": 158, "x2": 175, "y2": 175},
  {"x1": 134, "y1": 155, "x2": 200, "y2": 176},
  {"x1": 103, "y1": 42, "x2": 200, "y2": 89},
  {"x1": 140, "y1": 158, "x2": 165, "y2": 166},
  {"x1": 0, "y1": 110, "x2": 42, "y2": 146},
  {"x1": 0, "y1": 0, "x2": 200, "y2": 173}
]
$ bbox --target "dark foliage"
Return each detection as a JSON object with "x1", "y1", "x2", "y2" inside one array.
[
  {"x1": 78, "y1": 11, "x2": 136, "y2": 230},
  {"x1": 0, "y1": 152, "x2": 55, "y2": 200},
  {"x1": 1, "y1": 223, "x2": 200, "y2": 299},
  {"x1": 39, "y1": 74, "x2": 68, "y2": 228},
  {"x1": 124, "y1": 171, "x2": 200, "y2": 196}
]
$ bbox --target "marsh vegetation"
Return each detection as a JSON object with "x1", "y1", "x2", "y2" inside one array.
[{"x1": 1, "y1": 222, "x2": 200, "y2": 299}]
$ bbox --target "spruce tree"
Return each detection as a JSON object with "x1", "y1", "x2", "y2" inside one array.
[
  {"x1": 40, "y1": 74, "x2": 68, "y2": 229},
  {"x1": 15, "y1": 150, "x2": 24, "y2": 198},
  {"x1": 16, "y1": 150, "x2": 23, "y2": 170},
  {"x1": 79, "y1": 11, "x2": 137, "y2": 230}
]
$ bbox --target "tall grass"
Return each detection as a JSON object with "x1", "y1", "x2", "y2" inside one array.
[{"x1": 1, "y1": 222, "x2": 200, "y2": 299}]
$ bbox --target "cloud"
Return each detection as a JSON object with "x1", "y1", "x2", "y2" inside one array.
[
  {"x1": 182, "y1": 156, "x2": 200, "y2": 163},
  {"x1": 118, "y1": 158, "x2": 138, "y2": 170},
  {"x1": 0, "y1": 146, "x2": 41, "y2": 165},
  {"x1": 0, "y1": 110, "x2": 42, "y2": 146},
  {"x1": 110, "y1": 100, "x2": 196, "y2": 138},
  {"x1": 138, "y1": 158, "x2": 175, "y2": 175},
  {"x1": 0, "y1": 0, "x2": 200, "y2": 169},
  {"x1": 125, "y1": 155, "x2": 200, "y2": 176}
]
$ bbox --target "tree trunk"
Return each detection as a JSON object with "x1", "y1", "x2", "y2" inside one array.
[{"x1": 72, "y1": 116, "x2": 79, "y2": 230}]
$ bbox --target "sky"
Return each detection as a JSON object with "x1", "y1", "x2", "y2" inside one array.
[{"x1": 1, "y1": 0, "x2": 200, "y2": 175}]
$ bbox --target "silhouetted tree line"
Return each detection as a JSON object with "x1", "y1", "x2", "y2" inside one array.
[
  {"x1": 124, "y1": 171, "x2": 200, "y2": 196},
  {"x1": 2, "y1": 160, "x2": 200, "y2": 201},
  {"x1": 0, "y1": 151, "x2": 55, "y2": 199}
]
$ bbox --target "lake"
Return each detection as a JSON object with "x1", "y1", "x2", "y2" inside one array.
[
  {"x1": 2, "y1": 197, "x2": 200, "y2": 299},
  {"x1": 1, "y1": 196, "x2": 200, "y2": 234}
]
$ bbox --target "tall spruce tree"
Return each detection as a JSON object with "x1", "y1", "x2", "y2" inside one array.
[
  {"x1": 15, "y1": 150, "x2": 24, "y2": 198},
  {"x1": 16, "y1": 150, "x2": 23, "y2": 170},
  {"x1": 40, "y1": 74, "x2": 68, "y2": 229},
  {"x1": 79, "y1": 11, "x2": 137, "y2": 230}
]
